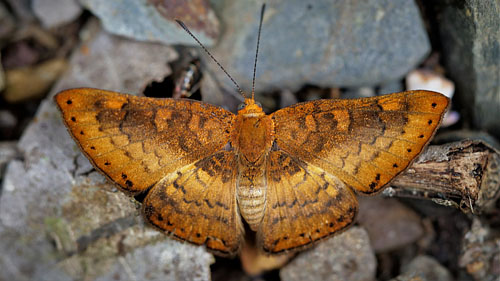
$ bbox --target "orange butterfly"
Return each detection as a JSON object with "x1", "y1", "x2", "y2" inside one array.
[
  {"x1": 55, "y1": 88, "x2": 448, "y2": 256},
  {"x1": 54, "y1": 5, "x2": 449, "y2": 256}
]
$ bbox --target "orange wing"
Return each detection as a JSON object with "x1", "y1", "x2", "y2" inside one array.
[
  {"x1": 54, "y1": 88, "x2": 235, "y2": 194},
  {"x1": 258, "y1": 150, "x2": 358, "y2": 254},
  {"x1": 143, "y1": 151, "x2": 243, "y2": 256},
  {"x1": 270, "y1": 90, "x2": 449, "y2": 194},
  {"x1": 258, "y1": 90, "x2": 448, "y2": 253}
]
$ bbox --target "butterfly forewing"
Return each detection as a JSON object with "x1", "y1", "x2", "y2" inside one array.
[
  {"x1": 270, "y1": 90, "x2": 449, "y2": 195},
  {"x1": 55, "y1": 88, "x2": 235, "y2": 194}
]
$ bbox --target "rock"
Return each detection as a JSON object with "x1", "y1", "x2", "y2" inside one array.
[
  {"x1": 1, "y1": 41, "x2": 40, "y2": 69},
  {"x1": 4, "y1": 58, "x2": 68, "y2": 103},
  {"x1": 0, "y1": 58, "x2": 4, "y2": 92},
  {"x1": 377, "y1": 80, "x2": 404, "y2": 95},
  {"x1": 80, "y1": 0, "x2": 219, "y2": 46},
  {"x1": 342, "y1": 87, "x2": 376, "y2": 99},
  {"x1": 0, "y1": 22, "x2": 214, "y2": 281},
  {"x1": 199, "y1": 67, "x2": 243, "y2": 111},
  {"x1": 459, "y1": 218, "x2": 500, "y2": 281},
  {"x1": 279, "y1": 89, "x2": 299, "y2": 108},
  {"x1": 280, "y1": 227, "x2": 376, "y2": 281},
  {"x1": 5, "y1": 0, "x2": 33, "y2": 22},
  {"x1": 0, "y1": 110, "x2": 17, "y2": 140},
  {"x1": 406, "y1": 69, "x2": 455, "y2": 99},
  {"x1": 0, "y1": 2, "x2": 15, "y2": 40},
  {"x1": 391, "y1": 255, "x2": 453, "y2": 281},
  {"x1": 357, "y1": 196, "x2": 424, "y2": 253},
  {"x1": 0, "y1": 141, "x2": 18, "y2": 181},
  {"x1": 32, "y1": 0, "x2": 82, "y2": 28},
  {"x1": 55, "y1": 19, "x2": 178, "y2": 93},
  {"x1": 436, "y1": 0, "x2": 500, "y2": 139},
  {"x1": 209, "y1": 0, "x2": 430, "y2": 94}
]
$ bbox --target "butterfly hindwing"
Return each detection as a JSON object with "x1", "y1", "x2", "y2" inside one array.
[
  {"x1": 55, "y1": 88, "x2": 235, "y2": 194},
  {"x1": 258, "y1": 150, "x2": 358, "y2": 254},
  {"x1": 143, "y1": 151, "x2": 243, "y2": 256},
  {"x1": 270, "y1": 90, "x2": 449, "y2": 194}
]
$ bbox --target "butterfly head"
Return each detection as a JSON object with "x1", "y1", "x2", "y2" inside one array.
[{"x1": 237, "y1": 98, "x2": 264, "y2": 117}]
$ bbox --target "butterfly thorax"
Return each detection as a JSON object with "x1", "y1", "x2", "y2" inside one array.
[
  {"x1": 232, "y1": 99, "x2": 274, "y2": 230},
  {"x1": 232, "y1": 99, "x2": 274, "y2": 163}
]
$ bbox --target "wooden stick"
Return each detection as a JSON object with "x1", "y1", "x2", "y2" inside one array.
[{"x1": 383, "y1": 140, "x2": 500, "y2": 214}]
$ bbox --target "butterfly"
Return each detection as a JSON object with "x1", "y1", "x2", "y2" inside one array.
[
  {"x1": 54, "y1": 4, "x2": 449, "y2": 256},
  {"x1": 54, "y1": 88, "x2": 448, "y2": 256}
]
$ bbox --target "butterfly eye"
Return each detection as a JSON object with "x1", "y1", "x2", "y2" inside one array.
[
  {"x1": 237, "y1": 103, "x2": 246, "y2": 110},
  {"x1": 255, "y1": 101, "x2": 262, "y2": 107}
]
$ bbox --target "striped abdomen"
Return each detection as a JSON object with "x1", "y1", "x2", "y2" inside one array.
[{"x1": 236, "y1": 161, "x2": 267, "y2": 231}]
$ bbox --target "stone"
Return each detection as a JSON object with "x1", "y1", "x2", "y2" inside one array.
[
  {"x1": 0, "y1": 141, "x2": 18, "y2": 181},
  {"x1": 459, "y1": 218, "x2": 500, "y2": 281},
  {"x1": 406, "y1": 69, "x2": 455, "y2": 99},
  {"x1": 357, "y1": 196, "x2": 424, "y2": 253},
  {"x1": 391, "y1": 255, "x2": 453, "y2": 281},
  {"x1": 377, "y1": 80, "x2": 404, "y2": 95},
  {"x1": 32, "y1": 0, "x2": 82, "y2": 28},
  {"x1": 280, "y1": 227, "x2": 376, "y2": 281},
  {"x1": 0, "y1": 2, "x2": 15, "y2": 41},
  {"x1": 80, "y1": 0, "x2": 219, "y2": 46},
  {"x1": 5, "y1": 0, "x2": 33, "y2": 21},
  {"x1": 436, "y1": 0, "x2": 500, "y2": 139},
  {"x1": 209, "y1": 0, "x2": 430, "y2": 94},
  {"x1": 0, "y1": 57, "x2": 4, "y2": 92},
  {"x1": 4, "y1": 58, "x2": 68, "y2": 103}
]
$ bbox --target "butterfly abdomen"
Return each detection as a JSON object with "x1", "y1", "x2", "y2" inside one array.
[{"x1": 237, "y1": 159, "x2": 267, "y2": 231}]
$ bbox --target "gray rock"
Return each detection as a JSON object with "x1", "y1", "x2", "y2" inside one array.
[
  {"x1": 0, "y1": 141, "x2": 18, "y2": 181},
  {"x1": 79, "y1": 0, "x2": 219, "y2": 46},
  {"x1": 0, "y1": 22, "x2": 214, "y2": 281},
  {"x1": 391, "y1": 255, "x2": 453, "y2": 281},
  {"x1": 378, "y1": 80, "x2": 404, "y2": 95},
  {"x1": 459, "y1": 218, "x2": 500, "y2": 281},
  {"x1": 5, "y1": 0, "x2": 33, "y2": 21},
  {"x1": 436, "y1": 0, "x2": 500, "y2": 138},
  {"x1": 280, "y1": 227, "x2": 376, "y2": 281},
  {"x1": 0, "y1": 56, "x2": 4, "y2": 92},
  {"x1": 32, "y1": 0, "x2": 82, "y2": 28},
  {"x1": 342, "y1": 87, "x2": 376, "y2": 99},
  {"x1": 0, "y1": 110, "x2": 16, "y2": 132},
  {"x1": 208, "y1": 0, "x2": 430, "y2": 95},
  {"x1": 54, "y1": 19, "x2": 177, "y2": 92},
  {"x1": 0, "y1": 2, "x2": 15, "y2": 41},
  {"x1": 357, "y1": 196, "x2": 424, "y2": 253}
]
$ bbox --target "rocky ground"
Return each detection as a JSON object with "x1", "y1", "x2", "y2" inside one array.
[{"x1": 0, "y1": 0, "x2": 499, "y2": 280}]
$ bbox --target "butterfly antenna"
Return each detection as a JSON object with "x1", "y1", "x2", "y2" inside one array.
[
  {"x1": 251, "y1": 4, "x2": 266, "y2": 101},
  {"x1": 175, "y1": 20, "x2": 246, "y2": 99}
]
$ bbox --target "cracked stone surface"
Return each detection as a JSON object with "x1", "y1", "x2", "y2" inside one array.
[{"x1": 0, "y1": 22, "x2": 214, "y2": 281}]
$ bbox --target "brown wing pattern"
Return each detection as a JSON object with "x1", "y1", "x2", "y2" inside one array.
[
  {"x1": 143, "y1": 151, "x2": 243, "y2": 256},
  {"x1": 55, "y1": 88, "x2": 234, "y2": 194},
  {"x1": 270, "y1": 90, "x2": 449, "y2": 194},
  {"x1": 259, "y1": 150, "x2": 358, "y2": 254}
]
